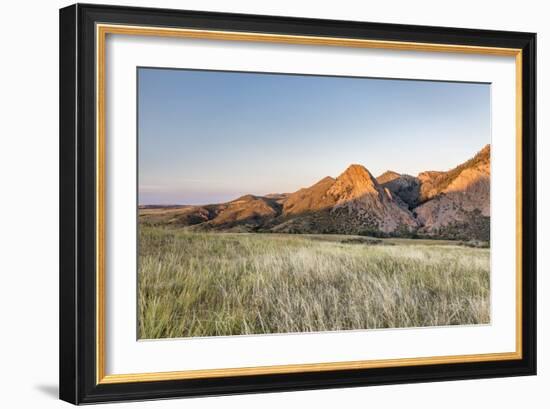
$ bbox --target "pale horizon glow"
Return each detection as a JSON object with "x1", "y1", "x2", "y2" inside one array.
[{"x1": 138, "y1": 68, "x2": 490, "y2": 205}]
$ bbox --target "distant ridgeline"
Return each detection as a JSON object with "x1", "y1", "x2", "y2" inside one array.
[{"x1": 140, "y1": 145, "x2": 491, "y2": 241}]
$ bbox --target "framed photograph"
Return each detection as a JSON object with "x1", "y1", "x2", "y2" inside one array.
[{"x1": 59, "y1": 3, "x2": 536, "y2": 404}]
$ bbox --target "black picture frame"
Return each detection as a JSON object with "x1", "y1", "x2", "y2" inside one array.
[{"x1": 60, "y1": 3, "x2": 536, "y2": 405}]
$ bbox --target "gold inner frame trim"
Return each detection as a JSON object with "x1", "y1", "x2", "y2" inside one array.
[{"x1": 96, "y1": 23, "x2": 523, "y2": 385}]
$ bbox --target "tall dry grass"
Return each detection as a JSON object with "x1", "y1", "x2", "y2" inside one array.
[{"x1": 138, "y1": 226, "x2": 489, "y2": 339}]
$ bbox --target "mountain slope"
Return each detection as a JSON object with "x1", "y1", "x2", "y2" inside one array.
[
  {"x1": 205, "y1": 195, "x2": 281, "y2": 229},
  {"x1": 377, "y1": 171, "x2": 421, "y2": 209},
  {"x1": 327, "y1": 164, "x2": 418, "y2": 232},
  {"x1": 414, "y1": 145, "x2": 490, "y2": 240},
  {"x1": 139, "y1": 145, "x2": 490, "y2": 240},
  {"x1": 282, "y1": 176, "x2": 336, "y2": 215},
  {"x1": 271, "y1": 164, "x2": 418, "y2": 235}
]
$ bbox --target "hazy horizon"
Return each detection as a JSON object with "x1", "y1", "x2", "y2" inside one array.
[{"x1": 138, "y1": 68, "x2": 490, "y2": 205}]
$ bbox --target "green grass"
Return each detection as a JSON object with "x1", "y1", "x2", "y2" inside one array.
[{"x1": 138, "y1": 226, "x2": 490, "y2": 339}]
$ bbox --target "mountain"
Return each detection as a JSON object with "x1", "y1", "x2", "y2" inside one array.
[
  {"x1": 283, "y1": 176, "x2": 336, "y2": 215},
  {"x1": 274, "y1": 165, "x2": 418, "y2": 235},
  {"x1": 202, "y1": 195, "x2": 281, "y2": 229},
  {"x1": 377, "y1": 171, "x2": 421, "y2": 209},
  {"x1": 414, "y1": 145, "x2": 490, "y2": 240},
  {"x1": 140, "y1": 145, "x2": 490, "y2": 240},
  {"x1": 325, "y1": 165, "x2": 418, "y2": 233},
  {"x1": 417, "y1": 171, "x2": 446, "y2": 203},
  {"x1": 376, "y1": 170, "x2": 401, "y2": 185},
  {"x1": 376, "y1": 145, "x2": 490, "y2": 240}
]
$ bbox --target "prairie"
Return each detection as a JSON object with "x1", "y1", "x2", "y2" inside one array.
[{"x1": 138, "y1": 226, "x2": 490, "y2": 339}]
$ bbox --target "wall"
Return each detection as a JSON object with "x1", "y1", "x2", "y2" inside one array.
[{"x1": 0, "y1": 0, "x2": 546, "y2": 407}]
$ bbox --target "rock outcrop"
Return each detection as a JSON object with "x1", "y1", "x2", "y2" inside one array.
[{"x1": 140, "y1": 145, "x2": 490, "y2": 240}]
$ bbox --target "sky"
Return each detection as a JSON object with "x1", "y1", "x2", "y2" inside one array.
[{"x1": 138, "y1": 67, "x2": 490, "y2": 205}]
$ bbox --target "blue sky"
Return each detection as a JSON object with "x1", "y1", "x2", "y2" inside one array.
[{"x1": 138, "y1": 68, "x2": 490, "y2": 205}]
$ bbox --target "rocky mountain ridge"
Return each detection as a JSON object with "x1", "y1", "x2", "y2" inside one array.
[{"x1": 140, "y1": 145, "x2": 490, "y2": 241}]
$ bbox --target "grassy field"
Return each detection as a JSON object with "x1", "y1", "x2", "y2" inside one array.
[{"x1": 138, "y1": 226, "x2": 490, "y2": 339}]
